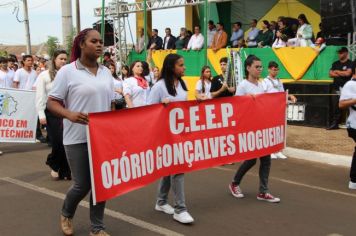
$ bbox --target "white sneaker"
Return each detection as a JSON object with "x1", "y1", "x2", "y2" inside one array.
[
  {"x1": 0, "y1": 150, "x2": 3, "y2": 155},
  {"x1": 339, "y1": 124, "x2": 347, "y2": 129},
  {"x1": 349, "y1": 181, "x2": 356, "y2": 190},
  {"x1": 271, "y1": 153, "x2": 278, "y2": 159},
  {"x1": 173, "y1": 211, "x2": 194, "y2": 224},
  {"x1": 155, "y1": 204, "x2": 174, "y2": 215},
  {"x1": 51, "y1": 170, "x2": 59, "y2": 178},
  {"x1": 276, "y1": 152, "x2": 287, "y2": 159}
]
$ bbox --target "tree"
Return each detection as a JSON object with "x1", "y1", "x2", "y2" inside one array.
[
  {"x1": 46, "y1": 36, "x2": 60, "y2": 58},
  {"x1": 0, "y1": 50, "x2": 8, "y2": 57}
]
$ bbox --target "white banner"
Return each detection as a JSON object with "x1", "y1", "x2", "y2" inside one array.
[{"x1": 0, "y1": 88, "x2": 37, "y2": 143}]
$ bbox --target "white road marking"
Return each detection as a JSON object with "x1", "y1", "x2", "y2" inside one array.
[
  {"x1": 214, "y1": 166, "x2": 356, "y2": 198},
  {"x1": 0, "y1": 177, "x2": 184, "y2": 236}
]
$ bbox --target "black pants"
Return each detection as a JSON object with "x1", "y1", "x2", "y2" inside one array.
[
  {"x1": 347, "y1": 128, "x2": 356, "y2": 182},
  {"x1": 36, "y1": 119, "x2": 44, "y2": 139},
  {"x1": 330, "y1": 86, "x2": 341, "y2": 125},
  {"x1": 45, "y1": 109, "x2": 71, "y2": 178}
]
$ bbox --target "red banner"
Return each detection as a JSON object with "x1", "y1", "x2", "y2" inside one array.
[{"x1": 87, "y1": 93, "x2": 286, "y2": 204}]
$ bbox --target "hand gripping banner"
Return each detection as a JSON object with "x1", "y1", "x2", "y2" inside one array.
[{"x1": 87, "y1": 93, "x2": 287, "y2": 204}]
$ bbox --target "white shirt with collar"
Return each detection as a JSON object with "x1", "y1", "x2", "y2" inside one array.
[
  {"x1": 0, "y1": 68, "x2": 15, "y2": 88},
  {"x1": 123, "y1": 76, "x2": 149, "y2": 107},
  {"x1": 164, "y1": 36, "x2": 171, "y2": 49},
  {"x1": 13, "y1": 67, "x2": 37, "y2": 90},
  {"x1": 195, "y1": 79, "x2": 212, "y2": 98},
  {"x1": 187, "y1": 33, "x2": 204, "y2": 50},
  {"x1": 49, "y1": 59, "x2": 115, "y2": 145},
  {"x1": 35, "y1": 70, "x2": 53, "y2": 120},
  {"x1": 236, "y1": 79, "x2": 265, "y2": 96},
  {"x1": 147, "y1": 79, "x2": 187, "y2": 105}
]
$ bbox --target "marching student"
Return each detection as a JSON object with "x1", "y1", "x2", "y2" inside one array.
[
  {"x1": 0, "y1": 57, "x2": 15, "y2": 88},
  {"x1": 36, "y1": 49, "x2": 71, "y2": 180},
  {"x1": 109, "y1": 61, "x2": 126, "y2": 110},
  {"x1": 14, "y1": 54, "x2": 46, "y2": 143},
  {"x1": 339, "y1": 68, "x2": 356, "y2": 190},
  {"x1": 195, "y1": 65, "x2": 212, "y2": 100},
  {"x1": 151, "y1": 66, "x2": 160, "y2": 86},
  {"x1": 119, "y1": 65, "x2": 129, "y2": 81},
  {"x1": 210, "y1": 57, "x2": 236, "y2": 98},
  {"x1": 147, "y1": 54, "x2": 194, "y2": 224},
  {"x1": 123, "y1": 60, "x2": 149, "y2": 108},
  {"x1": 7, "y1": 57, "x2": 17, "y2": 72},
  {"x1": 0, "y1": 56, "x2": 14, "y2": 155},
  {"x1": 13, "y1": 55, "x2": 37, "y2": 90},
  {"x1": 263, "y1": 61, "x2": 297, "y2": 159},
  {"x1": 47, "y1": 28, "x2": 114, "y2": 236},
  {"x1": 229, "y1": 55, "x2": 280, "y2": 203}
]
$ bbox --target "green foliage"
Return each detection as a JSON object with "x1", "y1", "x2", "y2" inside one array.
[
  {"x1": 0, "y1": 50, "x2": 8, "y2": 57},
  {"x1": 46, "y1": 36, "x2": 59, "y2": 58}
]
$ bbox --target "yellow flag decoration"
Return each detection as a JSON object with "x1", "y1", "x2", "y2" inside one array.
[
  {"x1": 151, "y1": 50, "x2": 177, "y2": 70},
  {"x1": 207, "y1": 49, "x2": 228, "y2": 75},
  {"x1": 273, "y1": 47, "x2": 318, "y2": 80}
]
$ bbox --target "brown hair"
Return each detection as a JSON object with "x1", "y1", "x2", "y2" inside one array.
[{"x1": 49, "y1": 49, "x2": 68, "y2": 81}]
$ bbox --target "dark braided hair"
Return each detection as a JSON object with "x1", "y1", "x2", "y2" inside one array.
[{"x1": 70, "y1": 28, "x2": 95, "y2": 62}]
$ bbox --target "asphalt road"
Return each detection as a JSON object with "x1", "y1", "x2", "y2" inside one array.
[{"x1": 0, "y1": 142, "x2": 355, "y2": 236}]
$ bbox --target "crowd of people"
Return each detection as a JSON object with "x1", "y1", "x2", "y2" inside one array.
[
  {"x1": 0, "y1": 22, "x2": 356, "y2": 235},
  {"x1": 133, "y1": 13, "x2": 326, "y2": 54}
]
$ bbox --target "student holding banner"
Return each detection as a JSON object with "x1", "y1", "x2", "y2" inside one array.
[
  {"x1": 0, "y1": 57, "x2": 15, "y2": 88},
  {"x1": 47, "y1": 29, "x2": 114, "y2": 236},
  {"x1": 36, "y1": 49, "x2": 71, "y2": 180},
  {"x1": 229, "y1": 55, "x2": 280, "y2": 203},
  {"x1": 195, "y1": 65, "x2": 212, "y2": 100},
  {"x1": 123, "y1": 60, "x2": 149, "y2": 108},
  {"x1": 263, "y1": 61, "x2": 297, "y2": 159},
  {"x1": 147, "y1": 54, "x2": 194, "y2": 224}
]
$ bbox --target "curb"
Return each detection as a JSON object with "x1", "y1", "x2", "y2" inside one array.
[{"x1": 284, "y1": 147, "x2": 352, "y2": 167}]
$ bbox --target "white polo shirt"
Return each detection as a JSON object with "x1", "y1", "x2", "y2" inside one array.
[
  {"x1": 340, "y1": 79, "x2": 356, "y2": 129},
  {"x1": 49, "y1": 60, "x2": 115, "y2": 145},
  {"x1": 195, "y1": 79, "x2": 212, "y2": 98},
  {"x1": 113, "y1": 77, "x2": 123, "y2": 100},
  {"x1": 187, "y1": 33, "x2": 204, "y2": 50},
  {"x1": 123, "y1": 76, "x2": 149, "y2": 107},
  {"x1": 13, "y1": 68, "x2": 37, "y2": 90},
  {"x1": 236, "y1": 79, "x2": 265, "y2": 96},
  {"x1": 147, "y1": 79, "x2": 187, "y2": 105},
  {"x1": 0, "y1": 69, "x2": 15, "y2": 88}
]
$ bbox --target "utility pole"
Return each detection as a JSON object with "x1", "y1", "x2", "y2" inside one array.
[
  {"x1": 75, "y1": 0, "x2": 81, "y2": 34},
  {"x1": 61, "y1": 0, "x2": 73, "y2": 49},
  {"x1": 23, "y1": 0, "x2": 31, "y2": 55}
]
